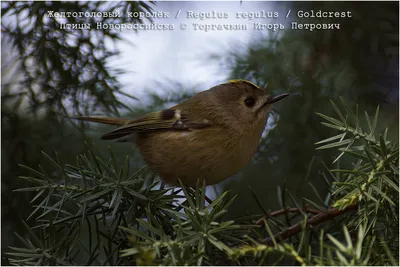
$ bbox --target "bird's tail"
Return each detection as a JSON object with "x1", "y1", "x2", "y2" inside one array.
[{"x1": 73, "y1": 116, "x2": 130, "y2": 126}]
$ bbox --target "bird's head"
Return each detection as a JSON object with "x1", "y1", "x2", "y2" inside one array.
[{"x1": 206, "y1": 80, "x2": 289, "y2": 132}]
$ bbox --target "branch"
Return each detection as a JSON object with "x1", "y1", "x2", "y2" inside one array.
[
  {"x1": 260, "y1": 204, "x2": 358, "y2": 245},
  {"x1": 255, "y1": 206, "x2": 321, "y2": 225}
]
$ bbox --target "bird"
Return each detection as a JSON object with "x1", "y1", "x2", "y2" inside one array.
[{"x1": 75, "y1": 80, "x2": 289, "y2": 187}]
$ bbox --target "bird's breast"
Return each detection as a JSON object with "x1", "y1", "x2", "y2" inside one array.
[{"x1": 135, "y1": 125, "x2": 264, "y2": 186}]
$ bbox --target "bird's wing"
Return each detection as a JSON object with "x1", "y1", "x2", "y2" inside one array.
[{"x1": 75, "y1": 109, "x2": 211, "y2": 140}]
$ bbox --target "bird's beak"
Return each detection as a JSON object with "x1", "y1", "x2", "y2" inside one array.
[{"x1": 265, "y1": 93, "x2": 290, "y2": 105}]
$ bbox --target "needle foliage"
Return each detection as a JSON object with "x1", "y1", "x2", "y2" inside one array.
[{"x1": 6, "y1": 101, "x2": 398, "y2": 265}]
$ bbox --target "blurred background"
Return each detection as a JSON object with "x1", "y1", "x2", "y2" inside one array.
[{"x1": 1, "y1": 0, "x2": 398, "y2": 252}]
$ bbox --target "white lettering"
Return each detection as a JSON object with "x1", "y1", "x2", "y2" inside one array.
[
  {"x1": 187, "y1": 11, "x2": 228, "y2": 20},
  {"x1": 297, "y1": 10, "x2": 352, "y2": 18},
  {"x1": 292, "y1": 22, "x2": 340, "y2": 31}
]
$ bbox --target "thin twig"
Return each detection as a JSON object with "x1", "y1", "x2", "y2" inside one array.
[
  {"x1": 261, "y1": 203, "x2": 358, "y2": 245},
  {"x1": 255, "y1": 206, "x2": 322, "y2": 225}
]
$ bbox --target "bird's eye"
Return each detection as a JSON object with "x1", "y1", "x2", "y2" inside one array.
[{"x1": 244, "y1": 96, "x2": 255, "y2": 107}]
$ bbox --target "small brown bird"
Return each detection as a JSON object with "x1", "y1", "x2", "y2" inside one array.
[{"x1": 76, "y1": 80, "x2": 289, "y2": 186}]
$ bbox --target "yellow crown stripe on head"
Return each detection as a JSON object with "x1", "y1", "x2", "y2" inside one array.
[{"x1": 227, "y1": 79, "x2": 260, "y2": 89}]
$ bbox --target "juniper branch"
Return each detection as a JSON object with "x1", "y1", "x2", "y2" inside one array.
[{"x1": 261, "y1": 203, "x2": 358, "y2": 245}]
